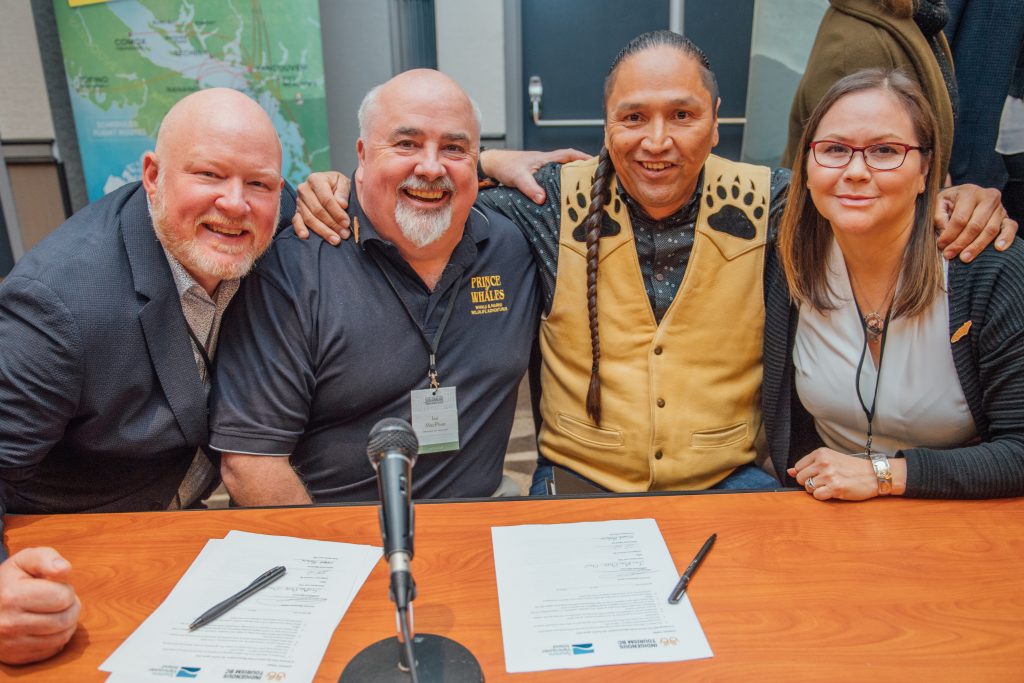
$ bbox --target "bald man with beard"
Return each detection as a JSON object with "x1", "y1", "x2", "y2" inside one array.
[
  {"x1": 208, "y1": 70, "x2": 542, "y2": 506},
  {"x1": 0, "y1": 88, "x2": 290, "y2": 665}
]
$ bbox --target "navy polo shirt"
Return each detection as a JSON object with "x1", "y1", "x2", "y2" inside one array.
[{"x1": 209, "y1": 190, "x2": 541, "y2": 501}]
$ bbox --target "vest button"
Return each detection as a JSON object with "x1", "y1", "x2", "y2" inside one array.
[
  {"x1": 657, "y1": 398, "x2": 666, "y2": 407},
  {"x1": 654, "y1": 450, "x2": 664, "y2": 460},
  {"x1": 654, "y1": 346, "x2": 663, "y2": 355}
]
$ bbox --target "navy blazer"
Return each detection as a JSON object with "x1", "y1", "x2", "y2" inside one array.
[{"x1": 0, "y1": 181, "x2": 296, "y2": 557}]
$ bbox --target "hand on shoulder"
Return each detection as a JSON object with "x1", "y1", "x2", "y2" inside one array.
[{"x1": 936, "y1": 184, "x2": 1018, "y2": 262}]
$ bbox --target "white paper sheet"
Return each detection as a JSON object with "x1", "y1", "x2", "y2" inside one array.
[
  {"x1": 101, "y1": 531, "x2": 381, "y2": 682},
  {"x1": 492, "y1": 518, "x2": 713, "y2": 673}
]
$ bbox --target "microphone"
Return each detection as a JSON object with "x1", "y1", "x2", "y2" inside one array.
[
  {"x1": 342, "y1": 418, "x2": 483, "y2": 682},
  {"x1": 366, "y1": 417, "x2": 419, "y2": 610}
]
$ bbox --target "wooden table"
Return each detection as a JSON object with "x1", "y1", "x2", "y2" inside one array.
[{"x1": 3, "y1": 491, "x2": 1023, "y2": 681}]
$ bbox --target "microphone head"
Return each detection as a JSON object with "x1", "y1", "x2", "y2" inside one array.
[{"x1": 366, "y1": 417, "x2": 419, "y2": 469}]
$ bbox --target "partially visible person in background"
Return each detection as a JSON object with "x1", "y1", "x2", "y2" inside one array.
[
  {"x1": 766, "y1": 69, "x2": 1024, "y2": 502},
  {"x1": 783, "y1": 0, "x2": 956, "y2": 179},
  {"x1": 944, "y1": 0, "x2": 1024, "y2": 189},
  {"x1": 996, "y1": 43, "x2": 1024, "y2": 225}
]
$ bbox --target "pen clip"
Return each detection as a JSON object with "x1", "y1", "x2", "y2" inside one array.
[{"x1": 250, "y1": 565, "x2": 286, "y2": 586}]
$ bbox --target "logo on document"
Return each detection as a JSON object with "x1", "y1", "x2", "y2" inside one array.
[
  {"x1": 617, "y1": 638, "x2": 658, "y2": 650},
  {"x1": 660, "y1": 636, "x2": 679, "y2": 647},
  {"x1": 571, "y1": 643, "x2": 594, "y2": 655},
  {"x1": 175, "y1": 667, "x2": 202, "y2": 678}
]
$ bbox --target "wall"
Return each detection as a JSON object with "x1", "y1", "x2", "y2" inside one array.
[
  {"x1": 1, "y1": 0, "x2": 68, "y2": 272},
  {"x1": 435, "y1": 0, "x2": 506, "y2": 141},
  {"x1": 0, "y1": 1, "x2": 54, "y2": 140}
]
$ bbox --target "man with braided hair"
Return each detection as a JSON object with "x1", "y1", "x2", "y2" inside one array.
[
  {"x1": 295, "y1": 31, "x2": 1014, "y2": 495},
  {"x1": 482, "y1": 32, "x2": 784, "y2": 493}
]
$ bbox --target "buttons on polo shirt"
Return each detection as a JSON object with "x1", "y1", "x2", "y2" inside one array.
[
  {"x1": 657, "y1": 398, "x2": 666, "y2": 408},
  {"x1": 655, "y1": 273, "x2": 665, "y2": 282}
]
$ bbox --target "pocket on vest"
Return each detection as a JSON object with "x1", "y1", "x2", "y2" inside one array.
[
  {"x1": 690, "y1": 422, "x2": 748, "y2": 448},
  {"x1": 556, "y1": 412, "x2": 624, "y2": 448}
]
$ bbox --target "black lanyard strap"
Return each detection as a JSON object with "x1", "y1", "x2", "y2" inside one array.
[
  {"x1": 368, "y1": 248, "x2": 462, "y2": 390},
  {"x1": 186, "y1": 323, "x2": 214, "y2": 380},
  {"x1": 854, "y1": 306, "x2": 892, "y2": 457}
]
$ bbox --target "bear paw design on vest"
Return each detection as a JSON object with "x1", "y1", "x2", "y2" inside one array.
[
  {"x1": 569, "y1": 178, "x2": 622, "y2": 242},
  {"x1": 704, "y1": 174, "x2": 765, "y2": 240}
]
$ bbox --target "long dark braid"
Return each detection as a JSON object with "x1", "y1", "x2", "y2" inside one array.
[{"x1": 584, "y1": 147, "x2": 614, "y2": 424}]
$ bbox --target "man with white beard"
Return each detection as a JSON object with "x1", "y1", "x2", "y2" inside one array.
[
  {"x1": 0, "y1": 88, "x2": 287, "y2": 665},
  {"x1": 208, "y1": 70, "x2": 543, "y2": 503}
]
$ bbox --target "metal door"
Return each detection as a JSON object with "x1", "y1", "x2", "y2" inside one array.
[{"x1": 516, "y1": 0, "x2": 753, "y2": 160}]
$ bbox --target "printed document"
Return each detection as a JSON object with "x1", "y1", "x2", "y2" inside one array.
[
  {"x1": 492, "y1": 518, "x2": 712, "y2": 672},
  {"x1": 101, "y1": 531, "x2": 380, "y2": 682}
]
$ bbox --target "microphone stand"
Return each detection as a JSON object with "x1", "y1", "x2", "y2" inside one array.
[{"x1": 340, "y1": 419, "x2": 483, "y2": 682}]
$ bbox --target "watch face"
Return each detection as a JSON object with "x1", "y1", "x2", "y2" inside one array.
[{"x1": 871, "y1": 456, "x2": 893, "y2": 494}]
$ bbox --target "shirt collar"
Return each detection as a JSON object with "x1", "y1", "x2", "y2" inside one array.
[
  {"x1": 146, "y1": 198, "x2": 238, "y2": 307},
  {"x1": 160, "y1": 244, "x2": 239, "y2": 305},
  {"x1": 618, "y1": 167, "x2": 705, "y2": 229}
]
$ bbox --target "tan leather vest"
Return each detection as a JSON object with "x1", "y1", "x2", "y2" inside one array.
[{"x1": 539, "y1": 154, "x2": 770, "y2": 491}]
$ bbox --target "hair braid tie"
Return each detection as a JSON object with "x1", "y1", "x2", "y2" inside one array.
[{"x1": 584, "y1": 147, "x2": 613, "y2": 424}]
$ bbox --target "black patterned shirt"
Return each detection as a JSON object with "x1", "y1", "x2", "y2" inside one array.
[{"x1": 477, "y1": 162, "x2": 791, "y2": 321}]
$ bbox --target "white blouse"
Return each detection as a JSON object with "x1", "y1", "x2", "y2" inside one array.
[{"x1": 793, "y1": 240, "x2": 977, "y2": 456}]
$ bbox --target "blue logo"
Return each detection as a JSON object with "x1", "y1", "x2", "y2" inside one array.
[
  {"x1": 176, "y1": 667, "x2": 202, "y2": 678},
  {"x1": 571, "y1": 643, "x2": 594, "y2": 655}
]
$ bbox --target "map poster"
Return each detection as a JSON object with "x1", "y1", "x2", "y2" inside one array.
[{"x1": 53, "y1": 0, "x2": 330, "y2": 201}]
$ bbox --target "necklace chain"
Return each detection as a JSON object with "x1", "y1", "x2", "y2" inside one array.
[{"x1": 848, "y1": 267, "x2": 899, "y2": 343}]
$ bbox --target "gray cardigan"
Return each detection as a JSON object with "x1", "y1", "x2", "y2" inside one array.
[{"x1": 762, "y1": 240, "x2": 1024, "y2": 498}]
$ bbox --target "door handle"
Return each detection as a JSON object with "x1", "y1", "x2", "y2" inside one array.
[{"x1": 527, "y1": 75, "x2": 745, "y2": 127}]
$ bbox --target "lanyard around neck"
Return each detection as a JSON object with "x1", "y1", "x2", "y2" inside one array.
[
  {"x1": 853, "y1": 306, "x2": 892, "y2": 457},
  {"x1": 186, "y1": 323, "x2": 214, "y2": 379},
  {"x1": 367, "y1": 246, "x2": 461, "y2": 390}
]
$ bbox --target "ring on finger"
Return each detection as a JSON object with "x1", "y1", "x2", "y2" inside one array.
[{"x1": 806, "y1": 477, "x2": 816, "y2": 491}]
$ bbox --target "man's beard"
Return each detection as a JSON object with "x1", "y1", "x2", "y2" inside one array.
[
  {"x1": 149, "y1": 176, "x2": 277, "y2": 284},
  {"x1": 394, "y1": 176, "x2": 456, "y2": 248}
]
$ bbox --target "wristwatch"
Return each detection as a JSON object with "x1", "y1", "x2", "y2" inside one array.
[{"x1": 870, "y1": 453, "x2": 893, "y2": 495}]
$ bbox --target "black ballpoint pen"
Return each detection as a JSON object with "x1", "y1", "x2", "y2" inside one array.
[
  {"x1": 189, "y1": 565, "x2": 287, "y2": 630},
  {"x1": 668, "y1": 533, "x2": 716, "y2": 604}
]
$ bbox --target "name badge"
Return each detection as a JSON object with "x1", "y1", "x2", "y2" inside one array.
[{"x1": 410, "y1": 386, "x2": 460, "y2": 454}]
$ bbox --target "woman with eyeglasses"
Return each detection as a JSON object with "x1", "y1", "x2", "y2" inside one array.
[{"x1": 764, "y1": 68, "x2": 1024, "y2": 501}]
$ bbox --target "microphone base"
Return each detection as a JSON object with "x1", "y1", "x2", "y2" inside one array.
[{"x1": 339, "y1": 633, "x2": 483, "y2": 682}]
